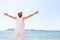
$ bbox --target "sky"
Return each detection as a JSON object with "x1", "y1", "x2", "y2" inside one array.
[{"x1": 0, "y1": 0, "x2": 60, "y2": 31}]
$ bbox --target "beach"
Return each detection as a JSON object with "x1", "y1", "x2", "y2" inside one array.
[{"x1": 0, "y1": 30, "x2": 60, "y2": 40}]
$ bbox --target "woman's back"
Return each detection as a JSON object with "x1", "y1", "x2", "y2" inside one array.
[{"x1": 15, "y1": 17, "x2": 25, "y2": 40}]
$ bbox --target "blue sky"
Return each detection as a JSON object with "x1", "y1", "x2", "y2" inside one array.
[{"x1": 0, "y1": 0, "x2": 60, "y2": 31}]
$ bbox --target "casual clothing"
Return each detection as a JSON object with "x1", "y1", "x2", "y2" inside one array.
[{"x1": 15, "y1": 17, "x2": 25, "y2": 40}]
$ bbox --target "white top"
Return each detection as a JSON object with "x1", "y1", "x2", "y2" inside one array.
[{"x1": 15, "y1": 17, "x2": 25, "y2": 33}]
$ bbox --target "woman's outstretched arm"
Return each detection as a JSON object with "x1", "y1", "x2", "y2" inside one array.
[
  {"x1": 23, "y1": 11, "x2": 39, "y2": 20},
  {"x1": 4, "y1": 13, "x2": 17, "y2": 20}
]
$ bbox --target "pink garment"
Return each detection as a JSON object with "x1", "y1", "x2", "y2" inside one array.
[{"x1": 15, "y1": 17, "x2": 25, "y2": 40}]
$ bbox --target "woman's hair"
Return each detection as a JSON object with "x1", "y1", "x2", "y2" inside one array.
[{"x1": 18, "y1": 12, "x2": 23, "y2": 18}]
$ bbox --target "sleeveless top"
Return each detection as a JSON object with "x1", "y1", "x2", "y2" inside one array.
[{"x1": 15, "y1": 17, "x2": 25, "y2": 33}]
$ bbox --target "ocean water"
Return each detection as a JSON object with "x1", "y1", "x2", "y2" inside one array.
[{"x1": 0, "y1": 30, "x2": 60, "y2": 40}]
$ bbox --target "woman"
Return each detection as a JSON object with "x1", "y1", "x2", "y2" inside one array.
[{"x1": 4, "y1": 11, "x2": 39, "y2": 40}]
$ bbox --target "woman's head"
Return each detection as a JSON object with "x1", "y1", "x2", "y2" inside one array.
[{"x1": 18, "y1": 12, "x2": 23, "y2": 18}]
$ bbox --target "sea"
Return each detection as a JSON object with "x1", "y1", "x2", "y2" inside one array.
[{"x1": 0, "y1": 29, "x2": 60, "y2": 40}]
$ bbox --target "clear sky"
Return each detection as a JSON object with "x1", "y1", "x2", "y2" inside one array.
[{"x1": 0, "y1": 0, "x2": 60, "y2": 31}]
